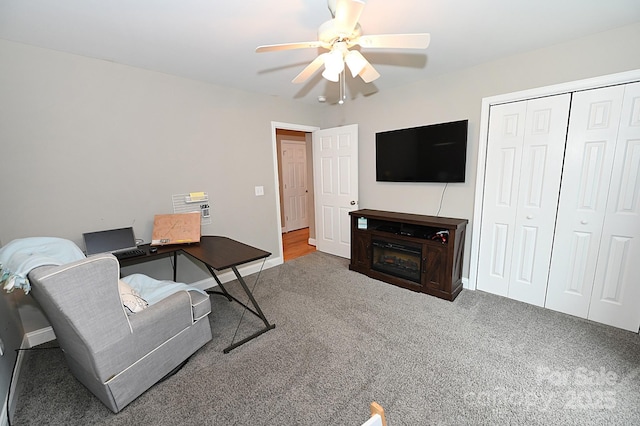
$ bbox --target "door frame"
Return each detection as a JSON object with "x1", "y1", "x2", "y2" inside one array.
[
  {"x1": 469, "y1": 69, "x2": 640, "y2": 291},
  {"x1": 271, "y1": 122, "x2": 320, "y2": 262}
]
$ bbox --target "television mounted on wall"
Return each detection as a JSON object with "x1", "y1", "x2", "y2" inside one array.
[{"x1": 376, "y1": 119, "x2": 468, "y2": 183}]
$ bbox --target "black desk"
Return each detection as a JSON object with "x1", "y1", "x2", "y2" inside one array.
[{"x1": 120, "y1": 236, "x2": 275, "y2": 353}]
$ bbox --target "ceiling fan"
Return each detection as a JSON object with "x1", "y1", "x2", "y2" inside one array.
[{"x1": 256, "y1": 0, "x2": 430, "y2": 89}]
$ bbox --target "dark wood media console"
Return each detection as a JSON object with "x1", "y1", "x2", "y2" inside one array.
[{"x1": 349, "y1": 209, "x2": 468, "y2": 301}]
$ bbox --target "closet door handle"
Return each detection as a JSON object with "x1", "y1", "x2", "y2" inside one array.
[
  {"x1": 580, "y1": 220, "x2": 588, "y2": 225},
  {"x1": 526, "y1": 215, "x2": 534, "y2": 219}
]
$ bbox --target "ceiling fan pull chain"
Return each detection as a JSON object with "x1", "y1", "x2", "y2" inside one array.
[{"x1": 339, "y1": 69, "x2": 346, "y2": 104}]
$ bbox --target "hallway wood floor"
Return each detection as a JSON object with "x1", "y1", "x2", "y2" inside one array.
[{"x1": 282, "y1": 227, "x2": 316, "y2": 262}]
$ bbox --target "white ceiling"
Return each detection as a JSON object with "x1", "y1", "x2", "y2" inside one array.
[{"x1": 1, "y1": 0, "x2": 639, "y2": 104}]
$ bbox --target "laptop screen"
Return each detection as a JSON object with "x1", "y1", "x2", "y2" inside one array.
[{"x1": 83, "y1": 227, "x2": 138, "y2": 255}]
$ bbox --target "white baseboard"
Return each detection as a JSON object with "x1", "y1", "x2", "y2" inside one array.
[
  {"x1": 25, "y1": 256, "x2": 285, "y2": 341},
  {"x1": 190, "y1": 255, "x2": 283, "y2": 291},
  {"x1": 308, "y1": 238, "x2": 316, "y2": 247},
  {"x1": 25, "y1": 326, "x2": 55, "y2": 347},
  {"x1": 3, "y1": 335, "x2": 32, "y2": 426},
  {"x1": 462, "y1": 276, "x2": 470, "y2": 289},
  {"x1": 1, "y1": 397, "x2": 7, "y2": 426}
]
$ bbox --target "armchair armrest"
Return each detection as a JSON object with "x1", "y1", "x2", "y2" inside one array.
[
  {"x1": 128, "y1": 290, "x2": 194, "y2": 336},
  {"x1": 92, "y1": 290, "x2": 198, "y2": 381}
]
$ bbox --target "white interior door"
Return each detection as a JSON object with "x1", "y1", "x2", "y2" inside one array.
[
  {"x1": 508, "y1": 94, "x2": 571, "y2": 305},
  {"x1": 477, "y1": 94, "x2": 570, "y2": 306},
  {"x1": 281, "y1": 140, "x2": 309, "y2": 232},
  {"x1": 545, "y1": 85, "x2": 625, "y2": 318},
  {"x1": 476, "y1": 100, "x2": 527, "y2": 297},
  {"x1": 312, "y1": 124, "x2": 358, "y2": 258},
  {"x1": 587, "y1": 81, "x2": 640, "y2": 332}
]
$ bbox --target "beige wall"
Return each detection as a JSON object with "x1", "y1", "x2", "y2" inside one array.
[
  {"x1": 0, "y1": 39, "x2": 323, "y2": 283},
  {"x1": 324, "y1": 22, "x2": 640, "y2": 279},
  {"x1": 0, "y1": 24, "x2": 638, "y2": 285}
]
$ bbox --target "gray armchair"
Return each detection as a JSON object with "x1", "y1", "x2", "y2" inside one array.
[{"x1": 27, "y1": 253, "x2": 212, "y2": 413}]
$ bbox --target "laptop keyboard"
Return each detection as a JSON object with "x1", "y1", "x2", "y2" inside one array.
[{"x1": 114, "y1": 249, "x2": 146, "y2": 260}]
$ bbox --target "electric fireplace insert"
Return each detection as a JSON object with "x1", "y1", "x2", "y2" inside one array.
[{"x1": 372, "y1": 239, "x2": 422, "y2": 283}]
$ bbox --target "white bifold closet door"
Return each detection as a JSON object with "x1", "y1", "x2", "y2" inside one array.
[
  {"x1": 476, "y1": 94, "x2": 571, "y2": 306},
  {"x1": 546, "y1": 82, "x2": 640, "y2": 332}
]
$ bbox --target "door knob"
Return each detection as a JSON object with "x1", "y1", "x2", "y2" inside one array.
[
  {"x1": 581, "y1": 220, "x2": 588, "y2": 225},
  {"x1": 350, "y1": 200, "x2": 357, "y2": 205},
  {"x1": 526, "y1": 215, "x2": 533, "y2": 219}
]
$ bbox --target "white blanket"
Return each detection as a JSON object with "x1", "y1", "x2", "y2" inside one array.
[
  {"x1": 121, "y1": 273, "x2": 206, "y2": 305},
  {"x1": 0, "y1": 237, "x2": 86, "y2": 294}
]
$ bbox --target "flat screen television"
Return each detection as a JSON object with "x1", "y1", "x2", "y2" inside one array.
[{"x1": 376, "y1": 119, "x2": 468, "y2": 183}]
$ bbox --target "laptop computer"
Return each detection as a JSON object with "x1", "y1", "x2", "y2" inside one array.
[{"x1": 83, "y1": 227, "x2": 143, "y2": 258}]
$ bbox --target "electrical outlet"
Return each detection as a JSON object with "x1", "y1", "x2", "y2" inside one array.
[{"x1": 255, "y1": 186, "x2": 264, "y2": 196}]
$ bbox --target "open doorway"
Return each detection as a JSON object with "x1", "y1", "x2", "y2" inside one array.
[
  {"x1": 275, "y1": 127, "x2": 317, "y2": 262},
  {"x1": 282, "y1": 227, "x2": 317, "y2": 261},
  {"x1": 271, "y1": 122, "x2": 359, "y2": 261}
]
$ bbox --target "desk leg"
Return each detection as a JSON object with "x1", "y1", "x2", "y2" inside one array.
[
  {"x1": 204, "y1": 265, "x2": 275, "y2": 353},
  {"x1": 231, "y1": 266, "x2": 273, "y2": 329},
  {"x1": 173, "y1": 251, "x2": 178, "y2": 282},
  {"x1": 204, "y1": 264, "x2": 233, "y2": 302},
  {"x1": 222, "y1": 322, "x2": 275, "y2": 354}
]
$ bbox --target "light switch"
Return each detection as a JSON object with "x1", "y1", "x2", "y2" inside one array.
[{"x1": 255, "y1": 186, "x2": 264, "y2": 196}]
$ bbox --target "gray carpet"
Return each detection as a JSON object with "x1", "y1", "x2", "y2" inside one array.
[{"x1": 12, "y1": 252, "x2": 640, "y2": 425}]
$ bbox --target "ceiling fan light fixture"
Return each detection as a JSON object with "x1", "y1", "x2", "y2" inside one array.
[
  {"x1": 344, "y1": 50, "x2": 367, "y2": 78},
  {"x1": 324, "y1": 49, "x2": 344, "y2": 72},
  {"x1": 322, "y1": 68, "x2": 341, "y2": 82},
  {"x1": 256, "y1": 0, "x2": 431, "y2": 95},
  {"x1": 322, "y1": 48, "x2": 344, "y2": 82}
]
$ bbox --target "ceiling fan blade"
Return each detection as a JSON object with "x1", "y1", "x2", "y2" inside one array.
[
  {"x1": 358, "y1": 62, "x2": 381, "y2": 83},
  {"x1": 333, "y1": 0, "x2": 365, "y2": 35},
  {"x1": 357, "y1": 33, "x2": 431, "y2": 49},
  {"x1": 256, "y1": 41, "x2": 326, "y2": 53},
  {"x1": 292, "y1": 54, "x2": 328, "y2": 84}
]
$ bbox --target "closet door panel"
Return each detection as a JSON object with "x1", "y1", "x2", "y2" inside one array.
[
  {"x1": 588, "y1": 81, "x2": 640, "y2": 332},
  {"x1": 477, "y1": 101, "x2": 526, "y2": 296},
  {"x1": 508, "y1": 95, "x2": 571, "y2": 306},
  {"x1": 478, "y1": 95, "x2": 570, "y2": 304},
  {"x1": 545, "y1": 85, "x2": 625, "y2": 318}
]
